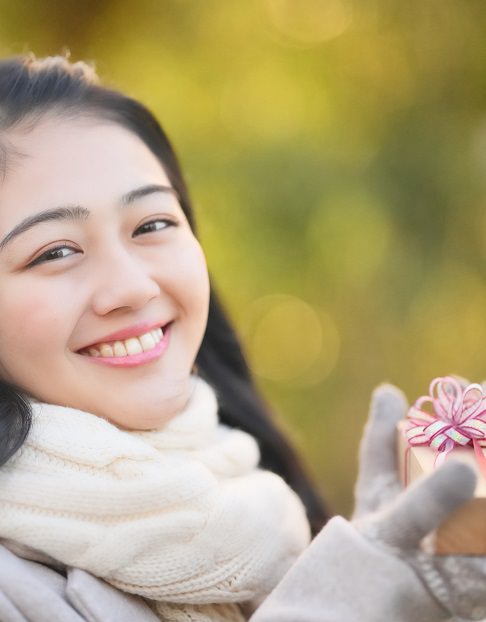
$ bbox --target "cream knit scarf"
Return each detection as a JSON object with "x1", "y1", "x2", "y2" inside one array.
[{"x1": 0, "y1": 376, "x2": 311, "y2": 622}]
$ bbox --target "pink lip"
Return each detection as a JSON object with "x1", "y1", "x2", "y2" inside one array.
[
  {"x1": 80, "y1": 321, "x2": 168, "y2": 351},
  {"x1": 80, "y1": 324, "x2": 171, "y2": 368}
]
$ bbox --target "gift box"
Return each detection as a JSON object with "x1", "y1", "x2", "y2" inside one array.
[{"x1": 397, "y1": 377, "x2": 486, "y2": 555}]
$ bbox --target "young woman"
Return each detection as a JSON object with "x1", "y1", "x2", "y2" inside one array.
[{"x1": 0, "y1": 54, "x2": 483, "y2": 622}]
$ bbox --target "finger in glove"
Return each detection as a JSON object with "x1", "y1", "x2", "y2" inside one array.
[
  {"x1": 353, "y1": 384, "x2": 408, "y2": 518},
  {"x1": 370, "y1": 461, "x2": 477, "y2": 551}
]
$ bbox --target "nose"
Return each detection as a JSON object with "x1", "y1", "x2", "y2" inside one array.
[{"x1": 90, "y1": 246, "x2": 161, "y2": 316}]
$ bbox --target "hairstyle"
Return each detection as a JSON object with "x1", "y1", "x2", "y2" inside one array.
[{"x1": 0, "y1": 54, "x2": 329, "y2": 534}]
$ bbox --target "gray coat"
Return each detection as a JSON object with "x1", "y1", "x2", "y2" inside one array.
[
  {"x1": 0, "y1": 517, "x2": 455, "y2": 622},
  {"x1": 0, "y1": 544, "x2": 159, "y2": 622}
]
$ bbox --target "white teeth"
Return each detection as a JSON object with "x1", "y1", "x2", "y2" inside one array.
[
  {"x1": 139, "y1": 332, "x2": 156, "y2": 351},
  {"x1": 125, "y1": 337, "x2": 143, "y2": 355},
  {"x1": 151, "y1": 328, "x2": 163, "y2": 343},
  {"x1": 100, "y1": 344, "x2": 114, "y2": 358},
  {"x1": 83, "y1": 326, "x2": 167, "y2": 358},
  {"x1": 113, "y1": 341, "x2": 128, "y2": 357}
]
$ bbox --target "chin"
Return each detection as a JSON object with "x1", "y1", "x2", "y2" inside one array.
[
  {"x1": 103, "y1": 396, "x2": 183, "y2": 431},
  {"x1": 116, "y1": 413, "x2": 175, "y2": 431}
]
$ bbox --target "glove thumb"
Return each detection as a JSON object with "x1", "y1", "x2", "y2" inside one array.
[{"x1": 371, "y1": 461, "x2": 476, "y2": 550}]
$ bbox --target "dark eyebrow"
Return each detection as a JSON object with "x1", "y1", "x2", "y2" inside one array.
[
  {"x1": 0, "y1": 184, "x2": 177, "y2": 252},
  {"x1": 121, "y1": 184, "x2": 177, "y2": 206},
  {"x1": 0, "y1": 206, "x2": 89, "y2": 252}
]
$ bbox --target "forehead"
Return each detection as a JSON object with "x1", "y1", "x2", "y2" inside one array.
[{"x1": 0, "y1": 118, "x2": 171, "y2": 226}]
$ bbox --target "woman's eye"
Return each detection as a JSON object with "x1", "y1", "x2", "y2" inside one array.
[
  {"x1": 133, "y1": 219, "x2": 175, "y2": 237},
  {"x1": 28, "y1": 245, "x2": 80, "y2": 268}
]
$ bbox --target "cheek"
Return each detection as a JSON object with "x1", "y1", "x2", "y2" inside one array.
[
  {"x1": 169, "y1": 240, "x2": 210, "y2": 324},
  {"x1": 0, "y1": 281, "x2": 70, "y2": 361}
]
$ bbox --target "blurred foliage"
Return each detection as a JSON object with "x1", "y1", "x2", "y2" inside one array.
[{"x1": 1, "y1": 0, "x2": 486, "y2": 515}]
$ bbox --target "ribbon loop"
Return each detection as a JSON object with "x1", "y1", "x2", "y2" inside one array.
[{"x1": 406, "y1": 376, "x2": 486, "y2": 477}]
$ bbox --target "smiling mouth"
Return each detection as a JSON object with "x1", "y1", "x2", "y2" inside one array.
[{"x1": 79, "y1": 325, "x2": 168, "y2": 359}]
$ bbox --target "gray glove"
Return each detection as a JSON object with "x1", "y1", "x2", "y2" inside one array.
[
  {"x1": 251, "y1": 385, "x2": 482, "y2": 622},
  {"x1": 354, "y1": 384, "x2": 486, "y2": 622}
]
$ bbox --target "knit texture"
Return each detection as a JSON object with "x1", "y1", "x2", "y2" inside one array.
[{"x1": 0, "y1": 376, "x2": 311, "y2": 621}]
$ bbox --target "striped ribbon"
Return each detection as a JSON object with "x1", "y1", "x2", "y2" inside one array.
[{"x1": 405, "y1": 376, "x2": 486, "y2": 477}]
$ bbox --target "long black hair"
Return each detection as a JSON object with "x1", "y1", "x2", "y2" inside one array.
[{"x1": 0, "y1": 54, "x2": 329, "y2": 534}]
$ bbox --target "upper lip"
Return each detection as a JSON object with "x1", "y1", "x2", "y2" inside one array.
[{"x1": 77, "y1": 321, "x2": 169, "y2": 351}]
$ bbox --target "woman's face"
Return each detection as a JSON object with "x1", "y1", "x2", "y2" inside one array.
[{"x1": 0, "y1": 118, "x2": 210, "y2": 429}]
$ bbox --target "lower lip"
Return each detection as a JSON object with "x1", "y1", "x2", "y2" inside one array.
[{"x1": 80, "y1": 325, "x2": 171, "y2": 368}]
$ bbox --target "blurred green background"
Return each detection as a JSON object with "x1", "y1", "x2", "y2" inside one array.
[{"x1": 2, "y1": 0, "x2": 486, "y2": 516}]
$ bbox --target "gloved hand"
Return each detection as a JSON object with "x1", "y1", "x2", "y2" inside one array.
[
  {"x1": 353, "y1": 384, "x2": 486, "y2": 622},
  {"x1": 251, "y1": 385, "x2": 482, "y2": 622}
]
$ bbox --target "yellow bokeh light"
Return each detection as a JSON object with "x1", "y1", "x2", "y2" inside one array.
[
  {"x1": 264, "y1": 0, "x2": 353, "y2": 46},
  {"x1": 244, "y1": 294, "x2": 340, "y2": 384}
]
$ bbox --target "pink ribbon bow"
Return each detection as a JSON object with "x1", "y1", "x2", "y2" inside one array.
[{"x1": 406, "y1": 376, "x2": 486, "y2": 478}]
